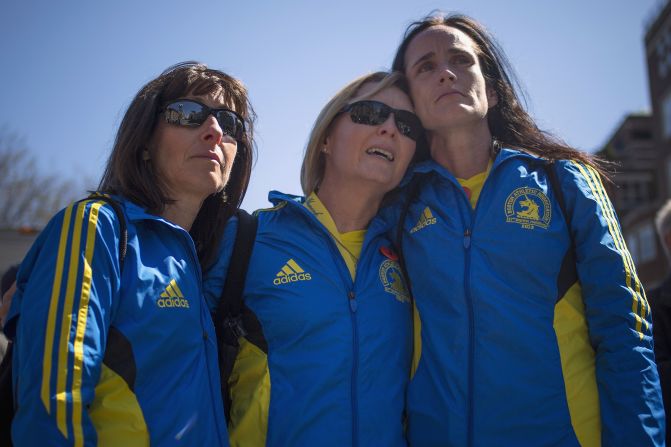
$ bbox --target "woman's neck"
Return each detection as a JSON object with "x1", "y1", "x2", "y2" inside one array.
[
  {"x1": 316, "y1": 180, "x2": 381, "y2": 233},
  {"x1": 429, "y1": 122, "x2": 493, "y2": 178},
  {"x1": 160, "y1": 193, "x2": 203, "y2": 231}
]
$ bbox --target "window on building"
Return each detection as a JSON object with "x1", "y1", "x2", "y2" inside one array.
[
  {"x1": 638, "y1": 223, "x2": 657, "y2": 263},
  {"x1": 627, "y1": 233, "x2": 640, "y2": 264},
  {"x1": 663, "y1": 91, "x2": 671, "y2": 138}
]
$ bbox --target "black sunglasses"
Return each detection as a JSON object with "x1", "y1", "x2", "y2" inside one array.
[
  {"x1": 161, "y1": 99, "x2": 245, "y2": 141},
  {"x1": 340, "y1": 100, "x2": 423, "y2": 142}
]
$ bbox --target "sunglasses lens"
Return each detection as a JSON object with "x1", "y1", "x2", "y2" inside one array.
[
  {"x1": 164, "y1": 100, "x2": 245, "y2": 141},
  {"x1": 394, "y1": 111, "x2": 422, "y2": 141},
  {"x1": 349, "y1": 101, "x2": 388, "y2": 126},
  {"x1": 347, "y1": 100, "x2": 422, "y2": 142},
  {"x1": 164, "y1": 100, "x2": 207, "y2": 126},
  {"x1": 215, "y1": 111, "x2": 243, "y2": 140}
]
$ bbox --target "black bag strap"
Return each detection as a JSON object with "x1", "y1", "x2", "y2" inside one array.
[
  {"x1": 215, "y1": 209, "x2": 258, "y2": 342},
  {"x1": 87, "y1": 193, "x2": 128, "y2": 270},
  {"x1": 542, "y1": 160, "x2": 579, "y2": 301},
  {"x1": 213, "y1": 209, "x2": 258, "y2": 422},
  {"x1": 543, "y1": 161, "x2": 573, "y2": 240}
]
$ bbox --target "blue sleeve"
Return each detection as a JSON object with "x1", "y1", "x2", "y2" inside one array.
[
  {"x1": 202, "y1": 216, "x2": 238, "y2": 312},
  {"x1": 561, "y1": 160, "x2": 665, "y2": 445},
  {"x1": 8, "y1": 199, "x2": 121, "y2": 446}
]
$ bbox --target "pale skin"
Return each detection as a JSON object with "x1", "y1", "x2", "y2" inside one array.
[
  {"x1": 404, "y1": 25, "x2": 499, "y2": 179},
  {"x1": 317, "y1": 84, "x2": 417, "y2": 232}
]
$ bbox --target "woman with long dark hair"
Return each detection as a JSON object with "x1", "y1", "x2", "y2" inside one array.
[
  {"x1": 387, "y1": 13, "x2": 664, "y2": 446},
  {"x1": 5, "y1": 62, "x2": 255, "y2": 445}
]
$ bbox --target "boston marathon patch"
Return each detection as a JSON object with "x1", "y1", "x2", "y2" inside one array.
[
  {"x1": 379, "y1": 259, "x2": 410, "y2": 303},
  {"x1": 504, "y1": 187, "x2": 551, "y2": 230}
]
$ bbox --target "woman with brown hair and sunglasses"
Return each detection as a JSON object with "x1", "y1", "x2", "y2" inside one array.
[
  {"x1": 5, "y1": 62, "x2": 254, "y2": 446},
  {"x1": 203, "y1": 71, "x2": 420, "y2": 446},
  {"x1": 386, "y1": 12, "x2": 665, "y2": 447}
]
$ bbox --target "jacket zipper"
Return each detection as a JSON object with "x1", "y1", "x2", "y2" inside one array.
[
  {"x1": 348, "y1": 290, "x2": 360, "y2": 447},
  {"x1": 181, "y1": 229, "x2": 227, "y2": 446},
  {"x1": 301, "y1": 204, "x2": 363, "y2": 447},
  {"x1": 458, "y1": 161, "x2": 497, "y2": 447}
]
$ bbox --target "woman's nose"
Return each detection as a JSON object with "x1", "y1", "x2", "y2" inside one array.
[
  {"x1": 201, "y1": 115, "x2": 224, "y2": 145},
  {"x1": 377, "y1": 114, "x2": 398, "y2": 137},
  {"x1": 439, "y1": 65, "x2": 457, "y2": 83}
]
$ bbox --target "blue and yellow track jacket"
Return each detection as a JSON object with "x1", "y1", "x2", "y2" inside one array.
[
  {"x1": 380, "y1": 148, "x2": 665, "y2": 446},
  {"x1": 5, "y1": 197, "x2": 229, "y2": 446},
  {"x1": 203, "y1": 191, "x2": 412, "y2": 447}
]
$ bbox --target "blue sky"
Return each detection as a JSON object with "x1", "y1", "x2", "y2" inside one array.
[{"x1": 1, "y1": 0, "x2": 663, "y2": 211}]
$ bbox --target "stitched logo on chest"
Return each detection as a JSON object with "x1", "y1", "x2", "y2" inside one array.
[
  {"x1": 158, "y1": 279, "x2": 190, "y2": 308},
  {"x1": 273, "y1": 258, "x2": 312, "y2": 285},
  {"x1": 379, "y1": 259, "x2": 410, "y2": 303},
  {"x1": 504, "y1": 187, "x2": 551, "y2": 230},
  {"x1": 410, "y1": 207, "x2": 437, "y2": 233}
]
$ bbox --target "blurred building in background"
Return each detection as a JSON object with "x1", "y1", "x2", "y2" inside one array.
[{"x1": 606, "y1": 0, "x2": 671, "y2": 287}]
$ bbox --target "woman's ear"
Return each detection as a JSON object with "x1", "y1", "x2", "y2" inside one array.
[{"x1": 322, "y1": 136, "x2": 330, "y2": 154}]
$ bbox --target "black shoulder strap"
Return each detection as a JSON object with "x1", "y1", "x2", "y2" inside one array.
[
  {"x1": 87, "y1": 193, "x2": 128, "y2": 271},
  {"x1": 542, "y1": 161, "x2": 579, "y2": 301},
  {"x1": 213, "y1": 209, "x2": 258, "y2": 422},
  {"x1": 543, "y1": 161, "x2": 573, "y2": 240},
  {"x1": 216, "y1": 209, "x2": 258, "y2": 335}
]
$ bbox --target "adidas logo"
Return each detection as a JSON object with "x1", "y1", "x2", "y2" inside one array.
[
  {"x1": 157, "y1": 279, "x2": 190, "y2": 308},
  {"x1": 273, "y1": 259, "x2": 312, "y2": 285},
  {"x1": 410, "y1": 207, "x2": 437, "y2": 233}
]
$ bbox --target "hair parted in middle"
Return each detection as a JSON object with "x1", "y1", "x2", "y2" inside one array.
[
  {"x1": 98, "y1": 61, "x2": 256, "y2": 268},
  {"x1": 392, "y1": 12, "x2": 603, "y2": 174},
  {"x1": 300, "y1": 71, "x2": 412, "y2": 195}
]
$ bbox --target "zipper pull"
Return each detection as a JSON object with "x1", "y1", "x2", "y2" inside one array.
[
  {"x1": 463, "y1": 229, "x2": 471, "y2": 249},
  {"x1": 348, "y1": 291, "x2": 358, "y2": 312}
]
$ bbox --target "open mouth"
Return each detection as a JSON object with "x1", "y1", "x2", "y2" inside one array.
[{"x1": 366, "y1": 147, "x2": 394, "y2": 161}]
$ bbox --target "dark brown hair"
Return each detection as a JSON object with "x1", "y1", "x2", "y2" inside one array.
[
  {"x1": 98, "y1": 61, "x2": 256, "y2": 268},
  {"x1": 393, "y1": 13, "x2": 603, "y2": 172}
]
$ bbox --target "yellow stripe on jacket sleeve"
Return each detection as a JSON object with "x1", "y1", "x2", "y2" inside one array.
[
  {"x1": 583, "y1": 164, "x2": 648, "y2": 334},
  {"x1": 585, "y1": 165, "x2": 649, "y2": 325},
  {"x1": 41, "y1": 204, "x2": 74, "y2": 415},
  {"x1": 55, "y1": 201, "x2": 88, "y2": 437},
  {"x1": 571, "y1": 162, "x2": 646, "y2": 339},
  {"x1": 71, "y1": 201, "x2": 104, "y2": 447}
]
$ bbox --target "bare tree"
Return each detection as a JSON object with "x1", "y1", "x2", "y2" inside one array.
[{"x1": 0, "y1": 129, "x2": 90, "y2": 229}]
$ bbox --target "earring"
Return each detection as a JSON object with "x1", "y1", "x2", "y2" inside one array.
[
  {"x1": 142, "y1": 150, "x2": 150, "y2": 161},
  {"x1": 322, "y1": 147, "x2": 329, "y2": 154}
]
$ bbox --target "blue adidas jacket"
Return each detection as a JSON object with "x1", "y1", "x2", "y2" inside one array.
[
  {"x1": 203, "y1": 191, "x2": 412, "y2": 447},
  {"x1": 5, "y1": 197, "x2": 228, "y2": 446},
  {"x1": 380, "y1": 148, "x2": 665, "y2": 446}
]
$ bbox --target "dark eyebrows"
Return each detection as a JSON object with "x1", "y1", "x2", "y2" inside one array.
[
  {"x1": 448, "y1": 47, "x2": 474, "y2": 58},
  {"x1": 409, "y1": 47, "x2": 475, "y2": 71},
  {"x1": 409, "y1": 51, "x2": 435, "y2": 71}
]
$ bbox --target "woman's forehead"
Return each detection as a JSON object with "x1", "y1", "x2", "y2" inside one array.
[{"x1": 406, "y1": 25, "x2": 478, "y2": 64}]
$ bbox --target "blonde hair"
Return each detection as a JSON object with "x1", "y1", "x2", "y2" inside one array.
[{"x1": 300, "y1": 71, "x2": 406, "y2": 195}]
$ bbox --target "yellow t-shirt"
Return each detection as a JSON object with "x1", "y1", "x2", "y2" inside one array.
[
  {"x1": 457, "y1": 160, "x2": 492, "y2": 209},
  {"x1": 304, "y1": 192, "x2": 365, "y2": 280}
]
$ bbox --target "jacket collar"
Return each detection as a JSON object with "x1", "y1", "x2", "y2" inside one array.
[
  {"x1": 401, "y1": 147, "x2": 543, "y2": 187},
  {"x1": 114, "y1": 196, "x2": 193, "y2": 234},
  {"x1": 266, "y1": 190, "x2": 391, "y2": 238}
]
